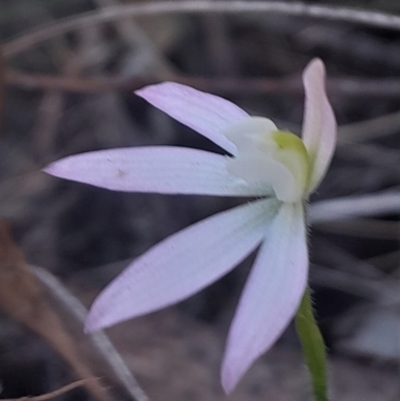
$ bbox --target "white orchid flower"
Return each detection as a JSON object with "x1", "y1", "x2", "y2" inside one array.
[{"x1": 44, "y1": 59, "x2": 336, "y2": 393}]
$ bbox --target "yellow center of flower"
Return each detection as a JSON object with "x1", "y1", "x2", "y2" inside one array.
[{"x1": 225, "y1": 117, "x2": 311, "y2": 203}]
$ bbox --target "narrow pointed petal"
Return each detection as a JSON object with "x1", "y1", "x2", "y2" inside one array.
[
  {"x1": 44, "y1": 146, "x2": 271, "y2": 197},
  {"x1": 85, "y1": 198, "x2": 281, "y2": 332},
  {"x1": 301, "y1": 59, "x2": 337, "y2": 193},
  {"x1": 221, "y1": 202, "x2": 308, "y2": 393},
  {"x1": 136, "y1": 82, "x2": 249, "y2": 154}
]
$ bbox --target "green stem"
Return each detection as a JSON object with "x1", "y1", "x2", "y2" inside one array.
[{"x1": 295, "y1": 287, "x2": 329, "y2": 401}]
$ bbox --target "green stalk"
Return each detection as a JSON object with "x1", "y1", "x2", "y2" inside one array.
[{"x1": 295, "y1": 287, "x2": 328, "y2": 401}]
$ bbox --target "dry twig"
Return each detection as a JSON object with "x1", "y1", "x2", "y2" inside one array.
[
  {"x1": 309, "y1": 190, "x2": 400, "y2": 223},
  {"x1": 4, "y1": 1, "x2": 400, "y2": 60},
  {"x1": 31, "y1": 266, "x2": 150, "y2": 401},
  {"x1": 8, "y1": 68, "x2": 400, "y2": 98},
  {"x1": 339, "y1": 109, "x2": 400, "y2": 143},
  {"x1": 1, "y1": 379, "x2": 97, "y2": 401}
]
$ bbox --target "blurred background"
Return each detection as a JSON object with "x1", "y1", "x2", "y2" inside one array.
[{"x1": 0, "y1": 0, "x2": 399, "y2": 400}]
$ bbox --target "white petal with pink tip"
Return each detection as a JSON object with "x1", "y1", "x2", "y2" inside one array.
[
  {"x1": 221, "y1": 202, "x2": 308, "y2": 393},
  {"x1": 44, "y1": 147, "x2": 271, "y2": 196},
  {"x1": 301, "y1": 59, "x2": 337, "y2": 193},
  {"x1": 85, "y1": 198, "x2": 281, "y2": 332},
  {"x1": 136, "y1": 82, "x2": 249, "y2": 154}
]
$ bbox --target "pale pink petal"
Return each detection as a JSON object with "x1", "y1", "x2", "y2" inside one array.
[
  {"x1": 221, "y1": 202, "x2": 308, "y2": 393},
  {"x1": 44, "y1": 147, "x2": 271, "y2": 197},
  {"x1": 85, "y1": 198, "x2": 281, "y2": 331},
  {"x1": 301, "y1": 59, "x2": 337, "y2": 193},
  {"x1": 136, "y1": 82, "x2": 249, "y2": 155}
]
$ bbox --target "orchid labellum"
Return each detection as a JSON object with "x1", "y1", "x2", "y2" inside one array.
[{"x1": 44, "y1": 59, "x2": 336, "y2": 393}]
